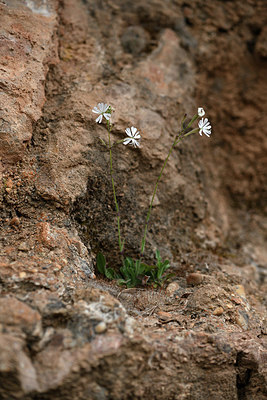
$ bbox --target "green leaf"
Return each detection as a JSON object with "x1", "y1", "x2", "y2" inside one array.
[
  {"x1": 125, "y1": 257, "x2": 134, "y2": 266},
  {"x1": 118, "y1": 276, "x2": 135, "y2": 288},
  {"x1": 105, "y1": 267, "x2": 118, "y2": 280},
  {"x1": 155, "y1": 250, "x2": 161, "y2": 263},
  {"x1": 99, "y1": 138, "x2": 107, "y2": 147},
  {"x1": 162, "y1": 260, "x2": 170, "y2": 267},
  {"x1": 140, "y1": 263, "x2": 156, "y2": 272},
  {"x1": 157, "y1": 261, "x2": 170, "y2": 279},
  {"x1": 157, "y1": 272, "x2": 175, "y2": 285},
  {"x1": 117, "y1": 278, "x2": 129, "y2": 286},
  {"x1": 96, "y1": 252, "x2": 106, "y2": 275},
  {"x1": 135, "y1": 259, "x2": 143, "y2": 276}
]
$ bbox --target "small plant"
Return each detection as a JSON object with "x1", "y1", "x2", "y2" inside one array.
[
  {"x1": 92, "y1": 104, "x2": 212, "y2": 287},
  {"x1": 96, "y1": 250, "x2": 172, "y2": 288},
  {"x1": 118, "y1": 257, "x2": 150, "y2": 288},
  {"x1": 149, "y1": 250, "x2": 174, "y2": 287},
  {"x1": 96, "y1": 252, "x2": 119, "y2": 280}
]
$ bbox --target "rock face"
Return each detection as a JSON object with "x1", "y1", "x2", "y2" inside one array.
[
  {"x1": 0, "y1": 0, "x2": 266, "y2": 399},
  {"x1": 0, "y1": 0, "x2": 58, "y2": 163}
]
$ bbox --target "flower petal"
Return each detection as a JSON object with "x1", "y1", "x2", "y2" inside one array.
[
  {"x1": 123, "y1": 138, "x2": 132, "y2": 145},
  {"x1": 97, "y1": 103, "x2": 104, "y2": 112},
  {"x1": 198, "y1": 107, "x2": 205, "y2": 117},
  {"x1": 96, "y1": 114, "x2": 102, "y2": 123},
  {"x1": 92, "y1": 107, "x2": 100, "y2": 114},
  {"x1": 131, "y1": 126, "x2": 137, "y2": 135},
  {"x1": 198, "y1": 118, "x2": 204, "y2": 129},
  {"x1": 125, "y1": 127, "x2": 132, "y2": 137},
  {"x1": 132, "y1": 139, "x2": 140, "y2": 147},
  {"x1": 103, "y1": 113, "x2": 111, "y2": 120}
]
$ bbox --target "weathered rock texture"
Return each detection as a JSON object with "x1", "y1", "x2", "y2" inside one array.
[{"x1": 0, "y1": 0, "x2": 266, "y2": 399}]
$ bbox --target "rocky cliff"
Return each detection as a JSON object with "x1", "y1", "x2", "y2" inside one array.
[{"x1": 0, "y1": 0, "x2": 266, "y2": 399}]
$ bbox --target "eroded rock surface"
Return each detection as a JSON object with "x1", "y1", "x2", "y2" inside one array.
[{"x1": 0, "y1": 0, "x2": 266, "y2": 399}]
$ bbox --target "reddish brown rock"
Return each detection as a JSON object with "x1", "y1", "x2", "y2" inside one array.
[
  {"x1": 186, "y1": 273, "x2": 204, "y2": 286},
  {"x1": 0, "y1": 334, "x2": 40, "y2": 396},
  {"x1": 0, "y1": 0, "x2": 58, "y2": 163},
  {"x1": 0, "y1": 296, "x2": 42, "y2": 338},
  {"x1": 0, "y1": 0, "x2": 266, "y2": 399}
]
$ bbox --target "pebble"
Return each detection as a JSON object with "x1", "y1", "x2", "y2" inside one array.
[
  {"x1": 157, "y1": 311, "x2": 172, "y2": 321},
  {"x1": 9, "y1": 217, "x2": 20, "y2": 226},
  {"x1": 95, "y1": 321, "x2": 107, "y2": 334},
  {"x1": 213, "y1": 306, "x2": 224, "y2": 316},
  {"x1": 6, "y1": 178, "x2": 13, "y2": 188},
  {"x1": 186, "y1": 273, "x2": 204, "y2": 286},
  {"x1": 166, "y1": 282, "x2": 180, "y2": 296}
]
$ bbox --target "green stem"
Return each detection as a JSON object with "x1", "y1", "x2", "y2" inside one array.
[
  {"x1": 187, "y1": 113, "x2": 198, "y2": 129},
  {"x1": 113, "y1": 139, "x2": 125, "y2": 147},
  {"x1": 183, "y1": 127, "x2": 198, "y2": 137},
  {"x1": 107, "y1": 121, "x2": 123, "y2": 253}
]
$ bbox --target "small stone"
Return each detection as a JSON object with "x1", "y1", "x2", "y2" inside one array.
[
  {"x1": 6, "y1": 178, "x2": 13, "y2": 188},
  {"x1": 186, "y1": 273, "x2": 204, "y2": 286},
  {"x1": 213, "y1": 306, "x2": 224, "y2": 316},
  {"x1": 157, "y1": 311, "x2": 172, "y2": 321},
  {"x1": 166, "y1": 282, "x2": 180, "y2": 296},
  {"x1": 5, "y1": 187, "x2": 12, "y2": 193},
  {"x1": 95, "y1": 321, "x2": 107, "y2": 334},
  {"x1": 9, "y1": 217, "x2": 20, "y2": 226},
  {"x1": 19, "y1": 271, "x2": 27, "y2": 278}
]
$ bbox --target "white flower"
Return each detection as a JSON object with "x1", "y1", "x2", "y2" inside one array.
[
  {"x1": 123, "y1": 126, "x2": 141, "y2": 148},
  {"x1": 92, "y1": 103, "x2": 111, "y2": 123},
  {"x1": 198, "y1": 118, "x2": 211, "y2": 137},
  {"x1": 198, "y1": 107, "x2": 205, "y2": 117}
]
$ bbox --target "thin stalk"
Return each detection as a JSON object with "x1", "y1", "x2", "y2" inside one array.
[
  {"x1": 186, "y1": 113, "x2": 198, "y2": 129},
  {"x1": 107, "y1": 121, "x2": 123, "y2": 253},
  {"x1": 140, "y1": 126, "x2": 198, "y2": 255}
]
